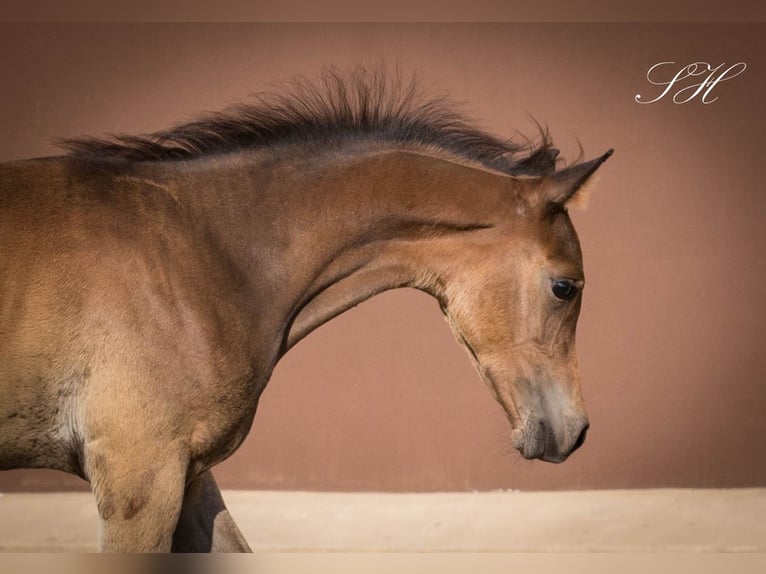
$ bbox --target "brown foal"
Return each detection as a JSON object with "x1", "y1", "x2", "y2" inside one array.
[{"x1": 0, "y1": 70, "x2": 611, "y2": 551}]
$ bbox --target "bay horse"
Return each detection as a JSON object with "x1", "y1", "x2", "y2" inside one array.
[{"x1": 0, "y1": 68, "x2": 611, "y2": 552}]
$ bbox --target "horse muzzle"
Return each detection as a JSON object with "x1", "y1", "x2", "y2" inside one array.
[{"x1": 512, "y1": 417, "x2": 589, "y2": 463}]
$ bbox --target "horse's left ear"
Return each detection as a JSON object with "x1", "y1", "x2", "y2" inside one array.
[{"x1": 544, "y1": 149, "x2": 613, "y2": 206}]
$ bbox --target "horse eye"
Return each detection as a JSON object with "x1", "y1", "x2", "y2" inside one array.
[{"x1": 552, "y1": 279, "x2": 578, "y2": 301}]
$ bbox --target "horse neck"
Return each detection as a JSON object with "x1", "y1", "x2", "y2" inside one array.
[{"x1": 179, "y1": 147, "x2": 512, "y2": 357}]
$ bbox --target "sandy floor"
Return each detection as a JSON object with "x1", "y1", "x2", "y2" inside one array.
[{"x1": 0, "y1": 488, "x2": 763, "y2": 552}]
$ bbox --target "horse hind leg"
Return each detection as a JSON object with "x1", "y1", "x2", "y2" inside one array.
[
  {"x1": 171, "y1": 470, "x2": 252, "y2": 552},
  {"x1": 86, "y1": 440, "x2": 189, "y2": 552}
]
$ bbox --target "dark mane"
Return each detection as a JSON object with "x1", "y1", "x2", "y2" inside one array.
[{"x1": 59, "y1": 67, "x2": 560, "y2": 176}]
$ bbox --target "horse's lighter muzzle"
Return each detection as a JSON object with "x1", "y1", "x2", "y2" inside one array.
[{"x1": 515, "y1": 417, "x2": 589, "y2": 463}]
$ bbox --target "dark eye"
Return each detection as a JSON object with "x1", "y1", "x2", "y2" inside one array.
[{"x1": 552, "y1": 279, "x2": 579, "y2": 301}]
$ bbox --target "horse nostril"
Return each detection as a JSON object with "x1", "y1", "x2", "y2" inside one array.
[{"x1": 572, "y1": 422, "x2": 589, "y2": 452}]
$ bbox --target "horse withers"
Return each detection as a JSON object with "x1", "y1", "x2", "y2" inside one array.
[{"x1": 0, "y1": 69, "x2": 611, "y2": 551}]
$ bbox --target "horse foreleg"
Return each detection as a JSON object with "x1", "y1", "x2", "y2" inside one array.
[
  {"x1": 171, "y1": 470, "x2": 252, "y2": 552},
  {"x1": 86, "y1": 441, "x2": 188, "y2": 552}
]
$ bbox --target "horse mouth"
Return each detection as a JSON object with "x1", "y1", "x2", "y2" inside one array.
[
  {"x1": 516, "y1": 436, "x2": 569, "y2": 463},
  {"x1": 484, "y1": 371, "x2": 589, "y2": 463},
  {"x1": 511, "y1": 419, "x2": 589, "y2": 464}
]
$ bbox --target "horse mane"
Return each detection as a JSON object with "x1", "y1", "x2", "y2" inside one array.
[{"x1": 58, "y1": 67, "x2": 560, "y2": 176}]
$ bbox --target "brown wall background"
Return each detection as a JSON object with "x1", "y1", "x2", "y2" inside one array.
[{"x1": 0, "y1": 24, "x2": 764, "y2": 492}]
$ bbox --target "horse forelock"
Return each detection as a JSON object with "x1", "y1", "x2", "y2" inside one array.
[{"x1": 57, "y1": 66, "x2": 560, "y2": 177}]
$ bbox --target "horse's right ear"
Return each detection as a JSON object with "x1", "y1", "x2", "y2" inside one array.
[{"x1": 542, "y1": 149, "x2": 613, "y2": 207}]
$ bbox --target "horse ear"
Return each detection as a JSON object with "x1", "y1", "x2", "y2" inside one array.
[{"x1": 544, "y1": 149, "x2": 613, "y2": 206}]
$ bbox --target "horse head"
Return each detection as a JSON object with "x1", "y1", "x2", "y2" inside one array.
[{"x1": 435, "y1": 151, "x2": 612, "y2": 462}]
